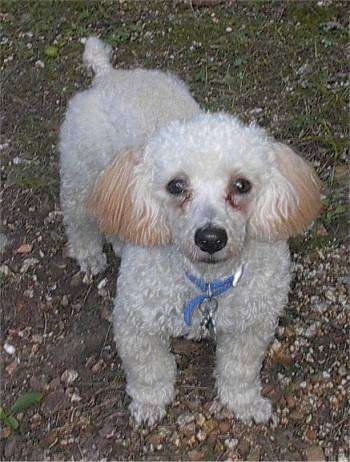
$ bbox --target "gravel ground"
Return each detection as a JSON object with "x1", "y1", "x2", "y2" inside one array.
[{"x1": 1, "y1": 1, "x2": 349, "y2": 460}]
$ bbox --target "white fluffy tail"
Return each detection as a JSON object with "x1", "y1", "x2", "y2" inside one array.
[{"x1": 83, "y1": 37, "x2": 113, "y2": 75}]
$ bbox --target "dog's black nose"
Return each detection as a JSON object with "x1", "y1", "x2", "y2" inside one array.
[{"x1": 194, "y1": 225, "x2": 228, "y2": 254}]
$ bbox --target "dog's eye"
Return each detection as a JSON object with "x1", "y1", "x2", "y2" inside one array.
[
  {"x1": 166, "y1": 178, "x2": 187, "y2": 195},
  {"x1": 233, "y1": 178, "x2": 251, "y2": 194}
]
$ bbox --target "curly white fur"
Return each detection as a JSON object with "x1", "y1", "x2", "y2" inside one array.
[{"x1": 60, "y1": 37, "x2": 321, "y2": 426}]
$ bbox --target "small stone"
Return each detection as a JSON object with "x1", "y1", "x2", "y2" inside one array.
[
  {"x1": 218, "y1": 420, "x2": 231, "y2": 433},
  {"x1": 177, "y1": 413, "x2": 196, "y2": 428},
  {"x1": 196, "y1": 413, "x2": 205, "y2": 427},
  {"x1": 186, "y1": 399, "x2": 201, "y2": 411},
  {"x1": 271, "y1": 339, "x2": 282, "y2": 353},
  {"x1": 70, "y1": 272, "x2": 83, "y2": 287},
  {"x1": 20, "y1": 258, "x2": 39, "y2": 273},
  {"x1": 290, "y1": 410, "x2": 304, "y2": 422},
  {"x1": 97, "y1": 278, "x2": 107, "y2": 290},
  {"x1": 3, "y1": 343, "x2": 15, "y2": 355},
  {"x1": 148, "y1": 433, "x2": 165, "y2": 446},
  {"x1": 0, "y1": 264, "x2": 12, "y2": 276},
  {"x1": 60, "y1": 369, "x2": 78, "y2": 385},
  {"x1": 31, "y1": 334, "x2": 43, "y2": 344},
  {"x1": 225, "y1": 438, "x2": 238, "y2": 450},
  {"x1": 30, "y1": 413, "x2": 42, "y2": 429},
  {"x1": 196, "y1": 430, "x2": 206, "y2": 442},
  {"x1": 304, "y1": 323, "x2": 319, "y2": 338},
  {"x1": 312, "y1": 301, "x2": 327, "y2": 313},
  {"x1": 226, "y1": 26, "x2": 232, "y2": 32},
  {"x1": 285, "y1": 395, "x2": 296, "y2": 409},
  {"x1": 237, "y1": 438, "x2": 250, "y2": 458},
  {"x1": 299, "y1": 381, "x2": 307, "y2": 388},
  {"x1": 15, "y1": 243, "x2": 33, "y2": 254},
  {"x1": 1, "y1": 427, "x2": 12, "y2": 438},
  {"x1": 325, "y1": 290, "x2": 336, "y2": 302},
  {"x1": 70, "y1": 392, "x2": 82, "y2": 403},
  {"x1": 307, "y1": 445, "x2": 325, "y2": 461},
  {"x1": 179, "y1": 422, "x2": 196, "y2": 435},
  {"x1": 5, "y1": 361, "x2": 18, "y2": 376},
  {"x1": 61, "y1": 295, "x2": 69, "y2": 307},
  {"x1": 23, "y1": 289, "x2": 34, "y2": 298},
  {"x1": 91, "y1": 359, "x2": 105, "y2": 374},
  {"x1": 306, "y1": 429, "x2": 317, "y2": 441},
  {"x1": 338, "y1": 365, "x2": 347, "y2": 376},
  {"x1": 187, "y1": 449, "x2": 205, "y2": 461}
]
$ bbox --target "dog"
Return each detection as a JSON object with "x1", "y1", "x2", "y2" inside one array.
[{"x1": 59, "y1": 37, "x2": 321, "y2": 426}]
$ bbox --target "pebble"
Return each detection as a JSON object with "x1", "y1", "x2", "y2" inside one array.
[
  {"x1": 338, "y1": 365, "x2": 347, "y2": 376},
  {"x1": 285, "y1": 395, "x2": 297, "y2": 409},
  {"x1": 218, "y1": 420, "x2": 231, "y2": 433},
  {"x1": 307, "y1": 445, "x2": 326, "y2": 461},
  {"x1": 148, "y1": 433, "x2": 165, "y2": 447},
  {"x1": 4, "y1": 343, "x2": 15, "y2": 355},
  {"x1": 20, "y1": 258, "x2": 39, "y2": 273},
  {"x1": 290, "y1": 409, "x2": 304, "y2": 422},
  {"x1": 225, "y1": 438, "x2": 238, "y2": 450},
  {"x1": 187, "y1": 449, "x2": 205, "y2": 461},
  {"x1": 70, "y1": 392, "x2": 82, "y2": 403},
  {"x1": 325, "y1": 290, "x2": 336, "y2": 302},
  {"x1": 237, "y1": 438, "x2": 250, "y2": 458},
  {"x1": 97, "y1": 278, "x2": 107, "y2": 290},
  {"x1": 196, "y1": 430, "x2": 207, "y2": 442},
  {"x1": 15, "y1": 243, "x2": 32, "y2": 254},
  {"x1": 196, "y1": 413, "x2": 206, "y2": 427},
  {"x1": 5, "y1": 361, "x2": 18, "y2": 376},
  {"x1": 0, "y1": 264, "x2": 12, "y2": 276},
  {"x1": 91, "y1": 359, "x2": 106, "y2": 373},
  {"x1": 61, "y1": 295, "x2": 69, "y2": 307},
  {"x1": 60, "y1": 369, "x2": 78, "y2": 385},
  {"x1": 177, "y1": 413, "x2": 196, "y2": 428}
]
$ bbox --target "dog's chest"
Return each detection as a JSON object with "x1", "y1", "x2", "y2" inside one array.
[{"x1": 158, "y1": 273, "x2": 239, "y2": 338}]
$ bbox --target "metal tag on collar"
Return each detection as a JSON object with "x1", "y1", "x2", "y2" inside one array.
[
  {"x1": 200, "y1": 297, "x2": 218, "y2": 337},
  {"x1": 232, "y1": 264, "x2": 244, "y2": 287}
]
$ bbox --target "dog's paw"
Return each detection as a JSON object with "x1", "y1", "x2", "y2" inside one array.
[
  {"x1": 232, "y1": 394, "x2": 272, "y2": 423},
  {"x1": 218, "y1": 386, "x2": 272, "y2": 424},
  {"x1": 129, "y1": 399, "x2": 166, "y2": 427},
  {"x1": 78, "y1": 252, "x2": 107, "y2": 276}
]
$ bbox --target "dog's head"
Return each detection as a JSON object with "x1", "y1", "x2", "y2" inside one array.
[{"x1": 89, "y1": 113, "x2": 321, "y2": 263}]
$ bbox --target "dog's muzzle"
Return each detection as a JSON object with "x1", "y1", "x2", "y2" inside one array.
[{"x1": 194, "y1": 224, "x2": 227, "y2": 254}]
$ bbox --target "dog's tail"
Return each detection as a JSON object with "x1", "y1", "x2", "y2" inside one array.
[{"x1": 83, "y1": 37, "x2": 113, "y2": 75}]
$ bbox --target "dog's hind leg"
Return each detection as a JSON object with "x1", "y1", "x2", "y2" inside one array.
[{"x1": 61, "y1": 185, "x2": 107, "y2": 275}]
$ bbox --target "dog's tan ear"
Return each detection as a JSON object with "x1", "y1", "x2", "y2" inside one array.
[
  {"x1": 88, "y1": 149, "x2": 171, "y2": 246},
  {"x1": 249, "y1": 143, "x2": 322, "y2": 240}
]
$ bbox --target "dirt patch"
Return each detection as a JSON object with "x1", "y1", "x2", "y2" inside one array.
[{"x1": 1, "y1": 1, "x2": 349, "y2": 460}]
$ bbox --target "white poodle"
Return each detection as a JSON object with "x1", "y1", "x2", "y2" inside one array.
[{"x1": 59, "y1": 37, "x2": 321, "y2": 426}]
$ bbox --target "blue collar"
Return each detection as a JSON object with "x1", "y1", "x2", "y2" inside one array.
[{"x1": 183, "y1": 264, "x2": 244, "y2": 327}]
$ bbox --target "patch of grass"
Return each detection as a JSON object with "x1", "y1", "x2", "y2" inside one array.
[
  {"x1": 8, "y1": 163, "x2": 59, "y2": 202},
  {"x1": 113, "y1": 369, "x2": 125, "y2": 384}
]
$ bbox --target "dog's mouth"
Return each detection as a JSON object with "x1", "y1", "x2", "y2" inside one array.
[{"x1": 197, "y1": 255, "x2": 228, "y2": 265}]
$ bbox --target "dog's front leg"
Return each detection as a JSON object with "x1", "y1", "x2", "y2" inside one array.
[
  {"x1": 215, "y1": 328, "x2": 273, "y2": 423},
  {"x1": 115, "y1": 330, "x2": 176, "y2": 426}
]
